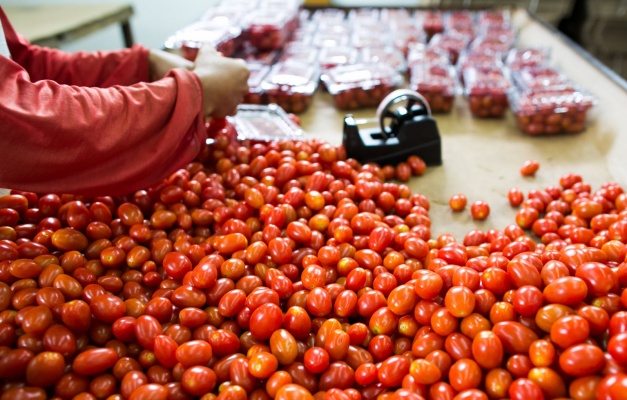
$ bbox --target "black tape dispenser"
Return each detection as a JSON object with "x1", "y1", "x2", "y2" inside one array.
[{"x1": 342, "y1": 89, "x2": 442, "y2": 166}]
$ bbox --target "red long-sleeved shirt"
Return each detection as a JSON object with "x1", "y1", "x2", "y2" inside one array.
[{"x1": 0, "y1": 7, "x2": 206, "y2": 196}]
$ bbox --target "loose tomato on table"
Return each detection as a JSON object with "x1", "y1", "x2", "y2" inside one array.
[
  {"x1": 470, "y1": 201, "x2": 490, "y2": 220},
  {"x1": 0, "y1": 121, "x2": 625, "y2": 400}
]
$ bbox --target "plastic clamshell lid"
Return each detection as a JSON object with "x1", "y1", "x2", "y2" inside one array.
[
  {"x1": 380, "y1": 8, "x2": 412, "y2": 23},
  {"x1": 429, "y1": 33, "x2": 471, "y2": 51},
  {"x1": 445, "y1": 10, "x2": 474, "y2": 26},
  {"x1": 470, "y1": 35, "x2": 514, "y2": 54},
  {"x1": 318, "y1": 46, "x2": 358, "y2": 68},
  {"x1": 181, "y1": 30, "x2": 230, "y2": 47},
  {"x1": 289, "y1": 28, "x2": 315, "y2": 45},
  {"x1": 360, "y1": 47, "x2": 407, "y2": 72},
  {"x1": 463, "y1": 66, "x2": 511, "y2": 95},
  {"x1": 238, "y1": 46, "x2": 279, "y2": 65},
  {"x1": 477, "y1": 9, "x2": 512, "y2": 27},
  {"x1": 415, "y1": 10, "x2": 443, "y2": 31},
  {"x1": 407, "y1": 45, "x2": 450, "y2": 67},
  {"x1": 351, "y1": 30, "x2": 390, "y2": 49},
  {"x1": 299, "y1": 9, "x2": 311, "y2": 23},
  {"x1": 390, "y1": 24, "x2": 424, "y2": 41},
  {"x1": 322, "y1": 63, "x2": 403, "y2": 94},
  {"x1": 512, "y1": 66, "x2": 572, "y2": 92},
  {"x1": 261, "y1": 61, "x2": 320, "y2": 94},
  {"x1": 201, "y1": 8, "x2": 244, "y2": 27},
  {"x1": 410, "y1": 64, "x2": 457, "y2": 96},
  {"x1": 506, "y1": 48, "x2": 551, "y2": 70},
  {"x1": 259, "y1": 0, "x2": 302, "y2": 10},
  {"x1": 312, "y1": 8, "x2": 347, "y2": 24},
  {"x1": 509, "y1": 88, "x2": 596, "y2": 116},
  {"x1": 165, "y1": 23, "x2": 238, "y2": 50},
  {"x1": 457, "y1": 50, "x2": 503, "y2": 73},
  {"x1": 415, "y1": 10, "x2": 442, "y2": 20},
  {"x1": 444, "y1": 12, "x2": 475, "y2": 37},
  {"x1": 245, "y1": 9, "x2": 292, "y2": 29},
  {"x1": 479, "y1": 25, "x2": 516, "y2": 41},
  {"x1": 348, "y1": 8, "x2": 380, "y2": 24},
  {"x1": 247, "y1": 63, "x2": 271, "y2": 90},
  {"x1": 312, "y1": 26, "x2": 351, "y2": 48},
  {"x1": 280, "y1": 43, "x2": 319, "y2": 64},
  {"x1": 229, "y1": 104, "x2": 304, "y2": 141}
]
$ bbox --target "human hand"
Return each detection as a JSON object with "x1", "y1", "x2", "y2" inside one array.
[
  {"x1": 148, "y1": 49, "x2": 194, "y2": 81},
  {"x1": 192, "y1": 47, "x2": 250, "y2": 118}
]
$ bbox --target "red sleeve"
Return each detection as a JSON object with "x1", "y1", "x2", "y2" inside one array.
[
  {"x1": 0, "y1": 57, "x2": 207, "y2": 197},
  {"x1": 1, "y1": 7, "x2": 150, "y2": 87}
]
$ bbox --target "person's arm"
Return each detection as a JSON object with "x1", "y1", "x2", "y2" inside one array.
[
  {"x1": 149, "y1": 49, "x2": 194, "y2": 81},
  {"x1": 0, "y1": 59, "x2": 206, "y2": 197},
  {"x1": 1, "y1": 7, "x2": 149, "y2": 87}
]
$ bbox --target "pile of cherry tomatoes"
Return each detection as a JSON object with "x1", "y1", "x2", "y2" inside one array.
[{"x1": 0, "y1": 123, "x2": 626, "y2": 400}]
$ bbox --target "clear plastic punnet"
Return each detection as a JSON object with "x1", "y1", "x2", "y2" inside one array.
[
  {"x1": 407, "y1": 44, "x2": 450, "y2": 69},
  {"x1": 236, "y1": 44, "x2": 280, "y2": 65},
  {"x1": 457, "y1": 50, "x2": 503, "y2": 77},
  {"x1": 351, "y1": 23, "x2": 390, "y2": 49},
  {"x1": 380, "y1": 8, "x2": 412, "y2": 23},
  {"x1": 311, "y1": 23, "x2": 351, "y2": 48},
  {"x1": 389, "y1": 22, "x2": 425, "y2": 56},
  {"x1": 321, "y1": 63, "x2": 403, "y2": 110},
  {"x1": 477, "y1": 25, "x2": 516, "y2": 43},
  {"x1": 318, "y1": 46, "x2": 359, "y2": 70},
  {"x1": 258, "y1": 0, "x2": 302, "y2": 11},
  {"x1": 360, "y1": 47, "x2": 407, "y2": 73},
  {"x1": 243, "y1": 63, "x2": 271, "y2": 105},
  {"x1": 469, "y1": 35, "x2": 515, "y2": 56},
  {"x1": 348, "y1": 8, "x2": 380, "y2": 25},
  {"x1": 477, "y1": 9, "x2": 512, "y2": 29},
  {"x1": 311, "y1": 8, "x2": 347, "y2": 26},
  {"x1": 505, "y1": 47, "x2": 551, "y2": 70},
  {"x1": 428, "y1": 33, "x2": 471, "y2": 65},
  {"x1": 464, "y1": 65, "x2": 512, "y2": 118},
  {"x1": 409, "y1": 64, "x2": 458, "y2": 114},
  {"x1": 244, "y1": 9, "x2": 297, "y2": 51},
  {"x1": 229, "y1": 104, "x2": 304, "y2": 141},
  {"x1": 200, "y1": 8, "x2": 244, "y2": 28},
  {"x1": 509, "y1": 87, "x2": 596, "y2": 135},
  {"x1": 288, "y1": 26, "x2": 315, "y2": 46},
  {"x1": 415, "y1": 10, "x2": 443, "y2": 39},
  {"x1": 414, "y1": 10, "x2": 444, "y2": 40},
  {"x1": 200, "y1": 7, "x2": 246, "y2": 28},
  {"x1": 164, "y1": 24, "x2": 243, "y2": 60},
  {"x1": 279, "y1": 42, "x2": 319, "y2": 65},
  {"x1": 298, "y1": 8, "x2": 310, "y2": 25},
  {"x1": 512, "y1": 66, "x2": 572, "y2": 92},
  {"x1": 444, "y1": 11, "x2": 475, "y2": 37},
  {"x1": 261, "y1": 61, "x2": 320, "y2": 114}
]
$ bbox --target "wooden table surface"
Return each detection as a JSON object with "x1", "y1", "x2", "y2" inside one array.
[
  {"x1": 3, "y1": 3, "x2": 134, "y2": 48},
  {"x1": 298, "y1": 8, "x2": 627, "y2": 240}
]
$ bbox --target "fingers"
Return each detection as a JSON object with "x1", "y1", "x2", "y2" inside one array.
[
  {"x1": 217, "y1": 97, "x2": 243, "y2": 118},
  {"x1": 193, "y1": 48, "x2": 250, "y2": 118},
  {"x1": 226, "y1": 106, "x2": 239, "y2": 117},
  {"x1": 194, "y1": 45, "x2": 220, "y2": 64}
]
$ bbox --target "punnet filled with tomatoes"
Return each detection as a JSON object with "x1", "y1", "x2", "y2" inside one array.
[{"x1": 0, "y1": 120, "x2": 627, "y2": 400}]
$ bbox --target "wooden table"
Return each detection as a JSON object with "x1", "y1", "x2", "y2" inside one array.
[
  {"x1": 3, "y1": 3, "x2": 134, "y2": 48},
  {"x1": 299, "y1": 8, "x2": 627, "y2": 240}
]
